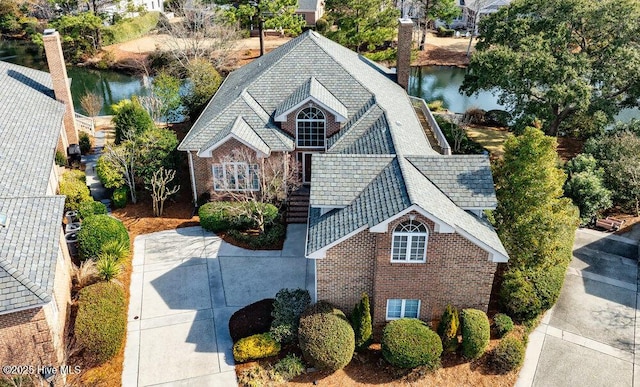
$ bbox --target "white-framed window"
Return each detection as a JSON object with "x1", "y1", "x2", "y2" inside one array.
[
  {"x1": 391, "y1": 219, "x2": 428, "y2": 262},
  {"x1": 296, "y1": 106, "x2": 326, "y2": 148},
  {"x1": 386, "y1": 299, "x2": 421, "y2": 320},
  {"x1": 213, "y1": 162, "x2": 259, "y2": 191}
]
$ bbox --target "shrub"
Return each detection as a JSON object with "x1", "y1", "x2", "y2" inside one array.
[
  {"x1": 382, "y1": 318, "x2": 442, "y2": 370},
  {"x1": 351, "y1": 293, "x2": 373, "y2": 351},
  {"x1": 59, "y1": 171, "x2": 92, "y2": 211},
  {"x1": 78, "y1": 200, "x2": 107, "y2": 220},
  {"x1": 237, "y1": 364, "x2": 283, "y2": 386},
  {"x1": 199, "y1": 201, "x2": 280, "y2": 233},
  {"x1": 232, "y1": 333, "x2": 281, "y2": 363},
  {"x1": 427, "y1": 100, "x2": 444, "y2": 112},
  {"x1": 270, "y1": 288, "x2": 311, "y2": 344},
  {"x1": 484, "y1": 109, "x2": 512, "y2": 127},
  {"x1": 463, "y1": 107, "x2": 486, "y2": 125},
  {"x1": 199, "y1": 201, "x2": 240, "y2": 232},
  {"x1": 493, "y1": 313, "x2": 514, "y2": 337},
  {"x1": 75, "y1": 282, "x2": 126, "y2": 364},
  {"x1": 101, "y1": 12, "x2": 160, "y2": 45},
  {"x1": 437, "y1": 304, "x2": 459, "y2": 352},
  {"x1": 227, "y1": 224, "x2": 286, "y2": 249},
  {"x1": 315, "y1": 17, "x2": 328, "y2": 33},
  {"x1": 55, "y1": 150, "x2": 66, "y2": 166},
  {"x1": 492, "y1": 335, "x2": 525, "y2": 373},
  {"x1": 563, "y1": 154, "x2": 612, "y2": 224},
  {"x1": 229, "y1": 299, "x2": 275, "y2": 342},
  {"x1": 112, "y1": 97, "x2": 154, "y2": 144},
  {"x1": 96, "y1": 155, "x2": 124, "y2": 189},
  {"x1": 99, "y1": 239, "x2": 130, "y2": 262},
  {"x1": 500, "y1": 265, "x2": 567, "y2": 321},
  {"x1": 274, "y1": 354, "x2": 305, "y2": 380},
  {"x1": 77, "y1": 215, "x2": 129, "y2": 260},
  {"x1": 460, "y1": 309, "x2": 490, "y2": 359},
  {"x1": 298, "y1": 301, "x2": 355, "y2": 371},
  {"x1": 79, "y1": 132, "x2": 92, "y2": 154},
  {"x1": 96, "y1": 255, "x2": 122, "y2": 281},
  {"x1": 436, "y1": 26, "x2": 455, "y2": 37},
  {"x1": 112, "y1": 186, "x2": 128, "y2": 208}
]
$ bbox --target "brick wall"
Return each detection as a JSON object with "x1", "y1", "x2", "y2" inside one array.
[
  {"x1": 0, "y1": 308, "x2": 56, "y2": 366},
  {"x1": 396, "y1": 18, "x2": 413, "y2": 90},
  {"x1": 317, "y1": 230, "x2": 377, "y2": 314},
  {"x1": 280, "y1": 104, "x2": 342, "y2": 141}
]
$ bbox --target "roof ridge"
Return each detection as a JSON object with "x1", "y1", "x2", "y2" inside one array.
[
  {"x1": 0, "y1": 257, "x2": 51, "y2": 303},
  {"x1": 402, "y1": 156, "x2": 454, "y2": 203}
]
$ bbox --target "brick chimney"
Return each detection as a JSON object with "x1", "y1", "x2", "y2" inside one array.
[
  {"x1": 396, "y1": 18, "x2": 413, "y2": 90},
  {"x1": 42, "y1": 29, "x2": 79, "y2": 145}
]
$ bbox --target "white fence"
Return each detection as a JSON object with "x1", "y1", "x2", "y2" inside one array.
[
  {"x1": 75, "y1": 112, "x2": 95, "y2": 136},
  {"x1": 409, "y1": 96, "x2": 452, "y2": 155}
]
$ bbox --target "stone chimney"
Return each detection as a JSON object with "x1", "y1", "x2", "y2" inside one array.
[
  {"x1": 43, "y1": 29, "x2": 79, "y2": 145},
  {"x1": 396, "y1": 18, "x2": 413, "y2": 90}
]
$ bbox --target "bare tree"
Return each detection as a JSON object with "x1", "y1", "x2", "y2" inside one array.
[
  {"x1": 138, "y1": 95, "x2": 164, "y2": 122},
  {"x1": 102, "y1": 131, "x2": 138, "y2": 203},
  {"x1": 211, "y1": 147, "x2": 301, "y2": 232},
  {"x1": 80, "y1": 92, "x2": 103, "y2": 117},
  {"x1": 149, "y1": 167, "x2": 180, "y2": 217},
  {"x1": 159, "y1": 3, "x2": 241, "y2": 69}
]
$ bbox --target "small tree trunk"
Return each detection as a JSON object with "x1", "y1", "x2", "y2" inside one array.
[{"x1": 419, "y1": 19, "x2": 428, "y2": 51}]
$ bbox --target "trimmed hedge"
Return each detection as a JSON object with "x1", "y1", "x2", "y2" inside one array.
[
  {"x1": 461, "y1": 309, "x2": 490, "y2": 360},
  {"x1": 382, "y1": 318, "x2": 442, "y2": 370},
  {"x1": 227, "y1": 223, "x2": 286, "y2": 249},
  {"x1": 59, "y1": 171, "x2": 92, "y2": 211},
  {"x1": 492, "y1": 335, "x2": 525, "y2": 373},
  {"x1": 298, "y1": 301, "x2": 355, "y2": 371},
  {"x1": 437, "y1": 304, "x2": 459, "y2": 352},
  {"x1": 229, "y1": 298, "x2": 275, "y2": 342},
  {"x1": 75, "y1": 282, "x2": 126, "y2": 364},
  {"x1": 500, "y1": 265, "x2": 567, "y2": 321},
  {"x1": 199, "y1": 201, "x2": 279, "y2": 232},
  {"x1": 77, "y1": 215, "x2": 129, "y2": 260},
  {"x1": 232, "y1": 333, "x2": 281, "y2": 363},
  {"x1": 78, "y1": 200, "x2": 108, "y2": 220},
  {"x1": 493, "y1": 313, "x2": 514, "y2": 338},
  {"x1": 270, "y1": 288, "x2": 310, "y2": 344}
]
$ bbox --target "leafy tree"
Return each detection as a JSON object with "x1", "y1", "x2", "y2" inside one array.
[
  {"x1": 112, "y1": 97, "x2": 155, "y2": 144},
  {"x1": 351, "y1": 293, "x2": 372, "y2": 351},
  {"x1": 563, "y1": 154, "x2": 612, "y2": 224},
  {"x1": 136, "y1": 127, "x2": 179, "y2": 185},
  {"x1": 182, "y1": 59, "x2": 222, "y2": 121},
  {"x1": 48, "y1": 12, "x2": 103, "y2": 61},
  {"x1": 585, "y1": 131, "x2": 640, "y2": 216},
  {"x1": 415, "y1": 0, "x2": 460, "y2": 50},
  {"x1": 323, "y1": 0, "x2": 399, "y2": 52},
  {"x1": 152, "y1": 71, "x2": 182, "y2": 123},
  {"x1": 225, "y1": 0, "x2": 305, "y2": 34},
  {"x1": 461, "y1": 0, "x2": 640, "y2": 136}
]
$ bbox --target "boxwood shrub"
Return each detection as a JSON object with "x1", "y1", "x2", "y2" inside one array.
[
  {"x1": 461, "y1": 309, "x2": 490, "y2": 359},
  {"x1": 59, "y1": 171, "x2": 92, "y2": 211},
  {"x1": 229, "y1": 298, "x2": 275, "y2": 342},
  {"x1": 78, "y1": 215, "x2": 129, "y2": 260},
  {"x1": 491, "y1": 335, "x2": 525, "y2": 373},
  {"x1": 78, "y1": 200, "x2": 108, "y2": 220},
  {"x1": 382, "y1": 318, "x2": 442, "y2": 369},
  {"x1": 232, "y1": 333, "x2": 281, "y2": 363},
  {"x1": 199, "y1": 201, "x2": 279, "y2": 232},
  {"x1": 75, "y1": 282, "x2": 126, "y2": 364},
  {"x1": 493, "y1": 313, "x2": 514, "y2": 338},
  {"x1": 298, "y1": 301, "x2": 355, "y2": 371}
]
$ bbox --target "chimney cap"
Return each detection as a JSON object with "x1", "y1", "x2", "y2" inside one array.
[{"x1": 43, "y1": 28, "x2": 57, "y2": 35}]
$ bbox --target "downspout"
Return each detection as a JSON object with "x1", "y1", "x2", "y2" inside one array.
[{"x1": 188, "y1": 151, "x2": 198, "y2": 206}]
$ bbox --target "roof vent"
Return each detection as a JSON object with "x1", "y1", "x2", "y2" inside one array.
[
  {"x1": 43, "y1": 28, "x2": 56, "y2": 36},
  {"x1": 396, "y1": 121, "x2": 403, "y2": 126},
  {"x1": 0, "y1": 213, "x2": 7, "y2": 227}
]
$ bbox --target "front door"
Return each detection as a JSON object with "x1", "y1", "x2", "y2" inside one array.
[{"x1": 303, "y1": 153, "x2": 313, "y2": 184}]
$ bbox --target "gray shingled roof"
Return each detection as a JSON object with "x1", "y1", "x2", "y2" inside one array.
[
  {"x1": 201, "y1": 116, "x2": 270, "y2": 156},
  {"x1": 297, "y1": 0, "x2": 320, "y2": 11},
  {"x1": 179, "y1": 31, "x2": 436, "y2": 157},
  {"x1": 274, "y1": 77, "x2": 348, "y2": 121},
  {"x1": 0, "y1": 61, "x2": 68, "y2": 313},
  {"x1": 406, "y1": 155, "x2": 497, "y2": 208}
]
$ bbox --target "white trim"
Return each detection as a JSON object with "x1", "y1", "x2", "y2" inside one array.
[
  {"x1": 296, "y1": 107, "x2": 327, "y2": 149},
  {"x1": 188, "y1": 152, "x2": 198, "y2": 205},
  {"x1": 390, "y1": 221, "x2": 428, "y2": 263},
  {"x1": 306, "y1": 225, "x2": 368, "y2": 259},
  {"x1": 455, "y1": 227, "x2": 509, "y2": 263},
  {"x1": 275, "y1": 96, "x2": 347, "y2": 123},
  {"x1": 212, "y1": 162, "x2": 260, "y2": 192},
  {"x1": 198, "y1": 133, "x2": 268, "y2": 158},
  {"x1": 386, "y1": 299, "x2": 421, "y2": 320},
  {"x1": 462, "y1": 206, "x2": 496, "y2": 211},
  {"x1": 370, "y1": 204, "x2": 455, "y2": 234}
]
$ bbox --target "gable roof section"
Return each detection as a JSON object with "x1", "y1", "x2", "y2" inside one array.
[
  {"x1": 406, "y1": 155, "x2": 497, "y2": 209},
  {"x1": 327, "y1": 105, "x2": 395, "y2": 154},
  {"x1": 199, "y1": 116, "x2": 270, "y2": 157},
  {"x1": 0, "y1": 196, "x2": 66, "y2": 313},
  {"x1": 274, "y1": 77, "x2": 348, "y2": 122}
]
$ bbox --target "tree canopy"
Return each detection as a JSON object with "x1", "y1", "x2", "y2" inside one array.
[
  {"x1": 223, "y1": 0, "x2": 305, "y2": 35},
  {"x1": 461, "y1": 0, "x2": 640, "y2": 137},
  {"x1": 323, "y1": 0, "x2": 399, "y2": 52}
]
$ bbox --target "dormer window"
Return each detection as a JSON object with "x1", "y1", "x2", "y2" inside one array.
[{"x1": 296, "y1": 107, "x2": 326, "y2": 148}]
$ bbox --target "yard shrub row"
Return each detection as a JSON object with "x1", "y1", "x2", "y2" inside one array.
[
  {"x1": 460, "y1": 309, "x2": 490, "y2": 359},
  {"x1": 74, "y1": 282, "x2": 127, "y2": 364},
  {"x1": 382, "y1": 318, "x2": 442, "y2": 370},
  {"x1": 199, "y1": 201, "x2": 279, "y2": 232},
  {"x1": 77, "y1": 214, "x2": 130, "y2": 260},
  {"x1": 78, "y1": 200, "x2": 108, "y2": 221},
  {"x1": 232, "y1": 333, "x2": 281, "y2": 363},
  {"x1": 227, "y1": 223, "x2": 286, "y2": 249}
]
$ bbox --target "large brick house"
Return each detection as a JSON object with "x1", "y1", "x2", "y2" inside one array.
[
  {"x1": 0, "y1": 31, "x2": 78, "y2": 367},
  {"x1": 179, "y1": 21, "x2": 508, "y2": 327}
]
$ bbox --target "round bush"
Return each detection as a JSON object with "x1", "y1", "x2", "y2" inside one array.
[
  {"x1": 461, "y1": 309, "x2": 490, "y2": 359},
  {"x1": 229, "y1": 298, "x2": 274, "y2": 342},
  {"x1": 78, "y1": 215, "x2": 130, "y2": 260},
  {"x1": 492, "y1": 335, "x2": 525, "y2": 373},
  {"x1": 233, "y1": 333, "x2": 281, "y2": 362},
  {"x1": 112, "y1": 186, "x2": 128, "y2": 208},
  {"x1": 493, "y1": 313, "x2": 514, "y2": 338},
  {"x1": 298, "y1": 301, "x2": 355, "y2": 371},
  {"x1": 59, "y1": 173, "x2": 92, "y2": 211},
  {"x1": 75, "y1": 282, "x2": 126, "y2": 364},
  {"x1": 199, "y1": 201, "x2": 235, "y2": 232},
  {"x1": 78, "y1": 200, "x2": 108, "y2": 221},
  {"x1": 382, "y1": 318, "x2": 443, "y2": 369}
]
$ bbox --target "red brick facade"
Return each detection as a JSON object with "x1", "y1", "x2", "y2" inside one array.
[
  {"x1": 0, "y1": 308, "x2": 56, "y2": 365},
  {"x1": 279, "y1": 104, "x2": 342, "y2": 140},
  {"x1": 317, "y1": 212, "x2": 497, "y2": 331}
]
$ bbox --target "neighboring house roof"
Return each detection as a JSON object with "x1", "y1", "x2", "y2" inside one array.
[
  {"x1": 0, "y1": 61, "x2": 67, "y2": 314},
  {"x1": 178, "y1": 30, "x2": 436, "y2": 157},
  {"x1": 297, "y1": 0, "x2": 322, "y2": 11}
]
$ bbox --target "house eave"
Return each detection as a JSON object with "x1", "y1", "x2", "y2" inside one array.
[
  {"x1": 369, "y1": 204, "x2": 455, "y2": 234},
  {"x1": 274, "y1": 95, "x2": 348, "y2": 123}
]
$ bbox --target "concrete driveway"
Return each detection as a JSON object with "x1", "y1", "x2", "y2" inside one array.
[
  {"x1": 122, "y1": 225, "x2": 313, "y2": 386},
  {"x1": 517, "y1": 228, "x2": 639, "y2": 387}
]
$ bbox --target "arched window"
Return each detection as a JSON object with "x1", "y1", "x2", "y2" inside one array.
[
  {"x1": 391, "y1": 219, "x2": 428, "y2": 262},
  {"x1": 296, "y1": 107, "x2": 325, "y2": 148}
]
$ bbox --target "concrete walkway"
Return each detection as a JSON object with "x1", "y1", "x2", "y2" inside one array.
[
  {"x1": 122, "y1": 225, "x2": 312, "y2": 386},
  {"x1": 517, "y1": 228, "x2": 639, "y2": 387}
]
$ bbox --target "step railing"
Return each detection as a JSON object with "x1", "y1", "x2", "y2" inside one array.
[
  {"x1": 75, "y1": 112, "x2": 95, "y2": 136},
  {"x1": 409, "y1": 96, "x2": 452, "y2": 155}
]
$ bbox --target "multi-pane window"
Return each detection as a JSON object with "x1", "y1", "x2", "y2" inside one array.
[
  {"x1": 213, "y1": 162, "x2": 259, "y2": 191},
  {"x1": 391, "y1": 220, "x2": 428, "y2": 262},
  {"x1": 386, "y1": 299, "x2": 421, "y2": 320},
  {"x1": 296, "y1": 107, "x2": 326, "y2": 148}
]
